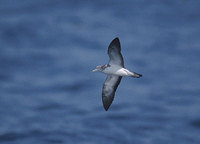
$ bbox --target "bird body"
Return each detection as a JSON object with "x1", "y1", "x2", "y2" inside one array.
[
  {"x1": 93, "y1": 37, "x2": 142, "y2": 111},
  {"x1": 102, "y1": 65, "x2": 141, "y2": 77}
]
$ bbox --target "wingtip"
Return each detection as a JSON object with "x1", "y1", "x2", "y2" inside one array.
[
  {"x1": 103, "y1": 105, "x2": 110, "y2": 111},
  {"x1": 114, "y1": 37, "x2": 119, "y2": 40},
  {"x1": 102, "y1": 96, "x2": 112, "y2": 111},
  {"x1": 113, "y1": 37, "x2": 120, "y2": 42},
  {"x1": 109, "y1": 37, "x2": 120, "y2": 48}
]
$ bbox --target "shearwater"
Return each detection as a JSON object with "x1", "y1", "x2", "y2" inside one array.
[{"x1": 92, "y1": 37, "x2": 142, "y2": 111}]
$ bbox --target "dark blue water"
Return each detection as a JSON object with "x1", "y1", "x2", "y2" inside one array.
[{"x1": 0, "y1": 0, "x2": 200, "y2": 144}]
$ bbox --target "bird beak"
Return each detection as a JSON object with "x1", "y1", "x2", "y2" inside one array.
[{"x1": 92, "y1": 69, "x2": 98, "y2": 72}]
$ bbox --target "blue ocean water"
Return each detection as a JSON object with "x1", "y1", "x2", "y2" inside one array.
[{"x1": 0, "y1": 0, "x2": 200, "y2": 144}]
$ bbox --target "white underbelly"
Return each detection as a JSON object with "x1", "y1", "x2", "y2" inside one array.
[
  {"x1": 103, "y1": 67, "x2": 132, "y2": 76},
  {"x1": 116, "y1": 68, "x2": 130, "y2": 76}
]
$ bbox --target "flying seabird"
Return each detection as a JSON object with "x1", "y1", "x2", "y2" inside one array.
[{"x1": 93, "y1": 37, "x2": 142, "y2": 111}]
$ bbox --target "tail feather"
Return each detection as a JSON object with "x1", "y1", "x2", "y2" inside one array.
[{"x1": 131, "y1": 72, "x2": 142, "y2": 78}]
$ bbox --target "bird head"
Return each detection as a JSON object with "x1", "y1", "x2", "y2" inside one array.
[{"x1": 92, "y1": 65, "x2": 103, "y2": 72}]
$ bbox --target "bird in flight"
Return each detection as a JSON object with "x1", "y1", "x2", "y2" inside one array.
[{"x1": 92, "y1": 37, "x2": 142, "y2": 111}]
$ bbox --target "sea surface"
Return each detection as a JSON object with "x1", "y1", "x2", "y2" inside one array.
[{"x1": 0, "y1": 0, "x2": 200, "y2": 144}]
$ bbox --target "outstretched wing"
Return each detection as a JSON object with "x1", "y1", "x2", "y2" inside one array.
[
  {"x1": 108, "y1": 37, "x2": 124, "y2": 67},
  {"x1": 102, "y1": 75, "x2": 122, "y2": 111}
]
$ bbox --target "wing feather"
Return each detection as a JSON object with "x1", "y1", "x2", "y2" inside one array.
[
  {"x1": 102, "y1": 75, "x2": 122, "y2": 111},
  {"x1": 108, "y1": 37, "x2": 124, "y2": 67}
]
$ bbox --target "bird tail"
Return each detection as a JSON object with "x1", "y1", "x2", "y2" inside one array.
[{"x1": 131, "y1": 72, "x2": 142, "y2": 78}]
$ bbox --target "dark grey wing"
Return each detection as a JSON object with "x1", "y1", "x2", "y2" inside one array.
[
  {"x1": 108, "y1": 37, "x2": 124, "y2": 67},
  {"x1": 102, "y1": 75, "x2": 122, "y2": 111}
]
